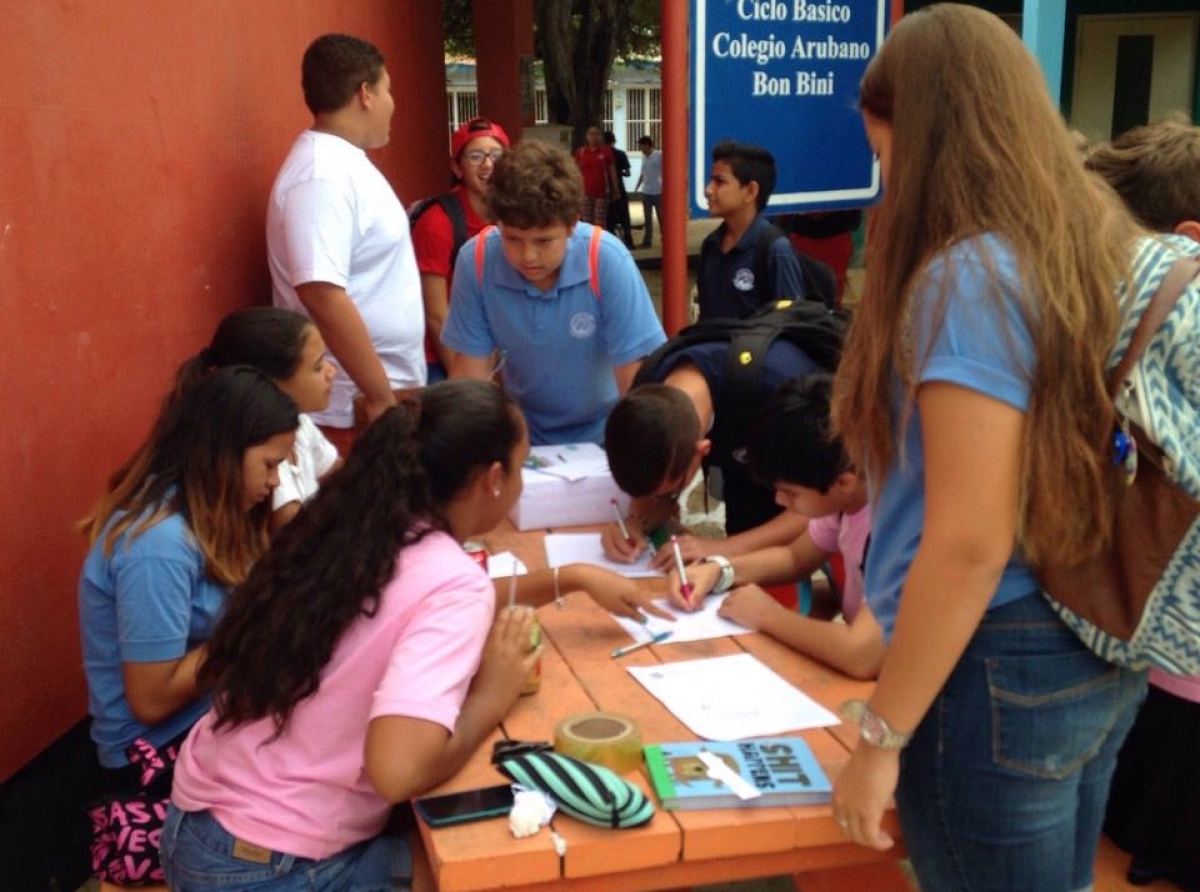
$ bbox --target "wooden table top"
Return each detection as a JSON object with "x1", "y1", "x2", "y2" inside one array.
[{"x1": 416, "y1": 524, "x2": 905, "y2": 892}]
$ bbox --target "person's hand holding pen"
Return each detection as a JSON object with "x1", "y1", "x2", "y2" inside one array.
[
  {"x1": 599, "y1": 511, "x2": 649, "y2": 563},
  {"x1": 646, "y1": 531, "x2": 719, "y2": 572},
  {"x1": 669, "y1": 536, "x2": 694, "y2": 608},
  {"x1": 665, "y1": 559, "x2": 723, "y2": 612}
]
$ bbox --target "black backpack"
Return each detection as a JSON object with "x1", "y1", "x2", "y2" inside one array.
[
  {"x1": 408, "y1": 191, "x2": 469, "y2": 269},
  {"x1": 634, "y1": 299, "x2": 849, "y2": 457},
  {"x1": 752, "y1": 223, "x2": 838, "y2": 310}
]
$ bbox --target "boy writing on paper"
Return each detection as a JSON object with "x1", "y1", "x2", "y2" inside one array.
[{"x1": 667, "y1": 375, "x2": 884, "y2": 680}]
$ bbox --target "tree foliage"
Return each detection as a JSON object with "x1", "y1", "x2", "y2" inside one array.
[{"x1": 442, "y1": 0, "x2": 661, "y2": 142}]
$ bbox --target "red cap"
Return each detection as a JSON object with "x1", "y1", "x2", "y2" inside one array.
[{"x1": 451, "y1": 117, "x2": 511, "y2": 159}]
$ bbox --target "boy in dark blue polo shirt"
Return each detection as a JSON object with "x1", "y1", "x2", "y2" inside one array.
[{"x1": 696, "y1": 141, "x2": 805, "y2": 320}]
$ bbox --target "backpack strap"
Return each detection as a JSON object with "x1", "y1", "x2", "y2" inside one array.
[
  {"x1": 1108, "y1": 255, "x2": 1200, "y2": 398},
  {"x1": 474, "y1": 224, "x2": 496, "y2": 288},
  {"x1": 436, "y1": 192, "x2": 469, "y2": 269},
  {"x1": 587, "y1": 224, "x2": 602, "y2": 300},
  {"x1": 474, "y1": 223, "x2": 601, "y2": 301},
  {"x1": 410, "y1": 191, "x2": 469, "y2": 269},
  {"x1": 752, "y1": 223, "x2": 787, "y2": 307}
]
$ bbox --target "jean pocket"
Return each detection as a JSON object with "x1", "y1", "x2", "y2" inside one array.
[
  {"x1": 986, "y1": 650, "x2": 1122, "y2": 779},
  {"x1": 169, "y1": 811, "x2": 283, "y2": 888}
]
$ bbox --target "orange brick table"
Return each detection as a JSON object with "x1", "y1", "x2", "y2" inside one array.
[{"x1": 415, "y1": 524, "x2": 908, "y2": 892}]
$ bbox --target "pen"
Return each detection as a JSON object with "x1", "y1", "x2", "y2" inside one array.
[
  {"x1": 670, "y1": 535, "x2": 693, "y2": 607},
  {"x1": 611, "y1": 498, "x2": 634, "y2": 545},
  {"x1": 611, "y1": 630, "x2": 672, "y2": 658}
]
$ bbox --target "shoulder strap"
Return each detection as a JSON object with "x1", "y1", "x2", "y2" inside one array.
[
  {"x1": 436, "y1": 192, "x2": 469, "y2": 268},
  {"x1": 588, "y1": 224, "x2": 602, "y2": 301},
  {"x1": 1109, "y1": 255, "x2": 1200, "y2": 397},
  {"x1": 410, "y1": 191, "x2": 469, "y2": 268},
  {"x1": 753, "y1": 223, "x2": 787, "y2": 305},
  {"x1": 474, "y1": 224, "x2": 496, "y2": 289}
]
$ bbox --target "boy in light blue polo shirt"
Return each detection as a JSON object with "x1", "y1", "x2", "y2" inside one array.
[{"x1": 441, "y1": 140, "x2": 666, "y2": 445}]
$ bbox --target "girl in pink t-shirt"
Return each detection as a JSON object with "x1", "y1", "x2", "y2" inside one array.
[
  {"x1": 667, "y1": 375, "x2": 884, "y2": 680},
  {"x1": 163, "y1": 379, "x2": 537, "y2": 891}
]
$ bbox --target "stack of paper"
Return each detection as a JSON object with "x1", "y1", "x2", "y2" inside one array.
[{"x1": 508, "y1": 443, "x2": 631, "y2": 530}]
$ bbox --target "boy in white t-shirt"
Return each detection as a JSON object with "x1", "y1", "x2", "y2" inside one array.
[
  {"x1": 668, "y1": 374, "x2": 883, "y2": 679},
  {"x1": 267, "y1": 33, "x2": 425, "y2": 453}
]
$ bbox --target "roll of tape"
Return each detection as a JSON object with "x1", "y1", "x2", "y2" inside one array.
[{"x1": 554, "y1": 711, "x2": 643, "y2": 774}]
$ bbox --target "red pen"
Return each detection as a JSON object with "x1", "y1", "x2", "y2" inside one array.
[{"x1": 670, "y1": 535, "x2": 693, "y2": 607}]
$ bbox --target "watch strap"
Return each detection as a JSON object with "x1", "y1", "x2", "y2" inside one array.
[
  {"x1": 838, "y1": 698, "x2": 912, "y2": 750},
  {"x1": 702, "y1": 555, "x2": 735, "y2": 594}
]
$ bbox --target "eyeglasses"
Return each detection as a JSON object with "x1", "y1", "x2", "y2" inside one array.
[{"x1": 462, "y1": 148, "x2": 504, "y2": 165}]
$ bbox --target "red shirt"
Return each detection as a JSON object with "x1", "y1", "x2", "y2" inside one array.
[
  {"x1": 572, "y1": 145, "x2": 614, "y2": 199},
  {"x1": 411, "y1": 183, "x2": 488, "y2": 361}
]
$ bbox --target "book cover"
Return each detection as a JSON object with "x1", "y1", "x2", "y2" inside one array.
[{"x1": 642, "y1": 736, "x2": 832, "y2": 810}]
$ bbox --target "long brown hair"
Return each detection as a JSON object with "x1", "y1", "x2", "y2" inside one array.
[
  {"x1": 831, "y1": 4, "x2": 1140, "y2": 564},
  {"x1": 80, "y1": 366, "x2": 298, "y2": 585},
  {"x1": 202, "y1": 379, "x2": 524, "y2": 735}
]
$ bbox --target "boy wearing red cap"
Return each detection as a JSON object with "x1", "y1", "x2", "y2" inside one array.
[{"x1": 411, "y1": 117, "x2": 510, "y2": 382}]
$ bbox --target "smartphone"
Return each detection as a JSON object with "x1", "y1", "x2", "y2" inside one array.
[{"x1": 414, "y1": 784, "x2": 515, "y2": 828}]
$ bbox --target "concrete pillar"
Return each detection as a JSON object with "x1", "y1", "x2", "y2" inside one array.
[{"x1": 472, "y1": 0, "x2": 536, "y2": 139}]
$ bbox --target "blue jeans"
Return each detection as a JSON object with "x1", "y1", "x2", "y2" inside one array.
[
  {"x1": 896, "y1": 592, "x2": 1146, "y2": 892},
  {"x1": 161, "y1": 805, "x2": 411, "y2": 891}
]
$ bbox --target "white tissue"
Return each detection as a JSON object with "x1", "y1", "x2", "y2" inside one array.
[{"x1": 508, "y1": 785, "x2": 556, "y2": 838}]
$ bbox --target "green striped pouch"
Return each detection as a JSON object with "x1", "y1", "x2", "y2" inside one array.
[{"x1": 496, "y1": 751, "x2": 654, "y2": 828}]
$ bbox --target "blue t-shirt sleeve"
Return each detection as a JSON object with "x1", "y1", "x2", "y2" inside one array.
[
  {"x1": 913, "y1": 241, "x2": 1034, "y2": 411},
  {"x1": 112, "y1": 520, "x2": 204, "y2": 663},
  {"x1": 441, "y1": 233, "x2": 496, "y2": 357},
  {"x1": 596, "y1": 237, "x2": 667, "y2": 364},
  {"x1": 768, "y1": 237, "x2": 806, "y2": 300}
]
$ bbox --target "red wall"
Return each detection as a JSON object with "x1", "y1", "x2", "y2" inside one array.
[{"x1": 0, "y1": 1, "x2": 449, "y2": 780}]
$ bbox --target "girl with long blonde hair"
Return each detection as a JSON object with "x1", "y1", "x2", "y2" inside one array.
[{"x1": 829, "y1": 6, "x2": 1148, "y2": 889}]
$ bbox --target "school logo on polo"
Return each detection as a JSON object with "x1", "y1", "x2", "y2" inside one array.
[
  {"x1": 733, "y1": 268, "x2": 756, "y2": 291},
  {"x1": 569, "y1": 312, "x2": 597, "y2": 338}
]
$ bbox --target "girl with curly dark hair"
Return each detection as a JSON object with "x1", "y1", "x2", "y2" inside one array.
[{"x1": 162, "y1": 379, "x2": 537, "y2": 891}]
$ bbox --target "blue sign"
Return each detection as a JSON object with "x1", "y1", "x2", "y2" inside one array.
[{"x1": 689, "y1": 0, "x2": 887, "y2": 215}]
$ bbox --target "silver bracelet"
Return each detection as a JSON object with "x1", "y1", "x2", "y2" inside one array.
[{"x1": 552, "y1": 565, "x2": 565, "y2": 609}]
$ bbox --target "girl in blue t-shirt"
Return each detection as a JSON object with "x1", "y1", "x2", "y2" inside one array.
[
  {"x1": 79, "y1": 367, "x2": 298, "y2": 774},
  {"x1": 825, "y1": 6, "x2": 1147, "y2": 891}
]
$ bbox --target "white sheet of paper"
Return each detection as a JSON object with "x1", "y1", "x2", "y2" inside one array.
[
  {"x1": 543, "y1": 532, "x2": 661, "y2": 578},
  {"x1": 626, "y1": 653, "x2": 840, "y2": 740},
  {"x1": 523, "y1": 443, "x2": 612, "y2": 482},
  {"x1": 486, "y1": 551, "x2": 528, "y2": 579},
  {"x1": 611, "y1": 593, "x2": 751, "y2": 644}
]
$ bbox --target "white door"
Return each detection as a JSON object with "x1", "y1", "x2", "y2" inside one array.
[{"x1": 1071, "y1": 13, "x2": 1198, "y2": 144}]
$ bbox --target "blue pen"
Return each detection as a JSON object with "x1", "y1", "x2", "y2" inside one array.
[{"x1": 611, "y1": 630, "x2": 672, "y2": 658}]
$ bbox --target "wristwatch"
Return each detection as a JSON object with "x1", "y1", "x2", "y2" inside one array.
[
  {"x1": 703, "y1": 555, "x2": 736, "y2": 594},
  {"x1": 839, "y1": 699, "x2": 913, "y2": 750}
]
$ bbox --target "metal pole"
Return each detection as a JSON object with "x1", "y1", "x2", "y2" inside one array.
[{"x1": 661, "y1": 0, "x2": 689, "y2": 335}]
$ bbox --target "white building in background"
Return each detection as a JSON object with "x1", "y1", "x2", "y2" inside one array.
[{"x1": 445, "y1": 58, "x2": 663, "y2": 190}]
